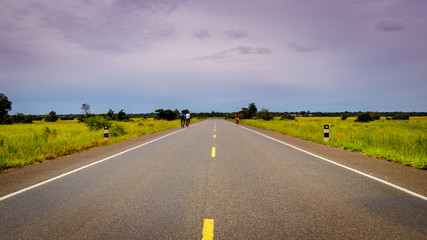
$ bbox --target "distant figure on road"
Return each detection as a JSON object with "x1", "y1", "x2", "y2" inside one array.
[
  {"x1": 180, "y1": 113, "x2": 186, "y2": 128},
  {"x1": 185, "y1": 112, "x2": 191, "y2": 127},
  {"x1": 235, "y1": 113, "x2": 240, "y2": 125},
  {"x1": 225, "y1": 114, "x2": 228, "y2": 120}
]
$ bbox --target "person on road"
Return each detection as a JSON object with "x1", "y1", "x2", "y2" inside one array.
[
  {"x1": 235, "y1": 113, "x2": 240, "y2": 125},
  {"x1": 185, "y1": 112, "x2": 191, "y2": 127},
  {"x1": 180, "y1": 113, "x2": 186, "y2": 128}
]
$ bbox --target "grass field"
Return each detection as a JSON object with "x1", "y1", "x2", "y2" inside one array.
[
  {"x1": 240, "y1": 117, "x2": 427, "y2": 169},
  {"x1": 0, "y1": 118, "x2": 200, "y2": 170}
]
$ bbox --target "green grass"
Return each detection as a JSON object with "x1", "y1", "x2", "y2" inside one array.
[
  {"x1": 0, "y1": 118, "x2": 201, "y2": 170},
  {"x1": 240, "y1": 117, "x2": 427, "y2": 169}
]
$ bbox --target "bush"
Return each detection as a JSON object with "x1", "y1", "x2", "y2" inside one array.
[
  {"x1": 2, "y1": 117, "x2": 12, "y2": 124},
  {"x1": 12, "y1": 113, "x2": 33, "y2": 123},
  {"x1": 32, "y1": 115, "x2": 44, "y2": 121},
  {"x1": 341, "y1": 114, "x2": 348, "y2": 120},
  {"x1": 45, "y1": 111, "x2": 58, "y2": 122},
  {"x1": 33, "y1": 127, "x2": 57, "y2": 142},
  {"x1": 109, "y1": 124, "x2": 127, "y2": 137},
  {"x1": 355, "y1": 112, "x2": 374, "y2": 122},
  {"x1": 155, "y1": 109, "x2": 177, "y2": 121},
  {"x1": 371, "y1": 112, "x2": 380, "y2": 120},
  {"x1": 116, "y1": 110, "x2": 130, "y2": 121},
  {"x1": 84, "y1": 116, "x2": 108, "y2": 130},
  {"x1": 392, "y1": 113, "x2": 410, "y2": 120},
  {"x1": 60, "y1": 115, "x2": 75, "y2": 120},
  {"x1": 257, "y1": 109, "x2": 273, "y2": 121},
  {"x1": 281, "y1": 113, "x2": 295, "y2": 120},
  {"x1": 77, "y1": 114, "x2": 95, "y2": 123}
]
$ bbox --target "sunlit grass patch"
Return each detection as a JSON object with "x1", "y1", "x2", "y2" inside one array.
[
  {"x1": 0, "y1": 118, "x2": 201, "y2": 170},
  {"x1": 241, "y1": 117, "x2": 427, "y2": 169}
]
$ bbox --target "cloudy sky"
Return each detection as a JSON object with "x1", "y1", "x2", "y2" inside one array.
[{"x1": 1, "y1": 0, "x2": 426, "y2": 115}]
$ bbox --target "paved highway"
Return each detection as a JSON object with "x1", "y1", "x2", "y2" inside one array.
[{"x1": 1, "y1": 119, "x2": 426, "y2": 239}]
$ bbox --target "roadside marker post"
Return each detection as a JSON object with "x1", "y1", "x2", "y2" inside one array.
[
  {"x1": 104, "y1": 125, "x2": 109, "y2": 139},
  {"x1": 324, "y1": 125, "x2": 329, "y2": 142}
]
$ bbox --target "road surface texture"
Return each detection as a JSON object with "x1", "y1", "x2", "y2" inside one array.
[{"x1": 1, "y1": 119, "x2": 426, "y2": 239}]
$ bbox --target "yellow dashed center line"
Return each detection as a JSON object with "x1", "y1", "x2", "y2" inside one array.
[
  {"x1": 202, "y1": 219, "x2": 214, "y2": 240},
  {"x1": 213, "y1": 134, "x2": 216, "y2": 139},
  {"x1": 211, "y1": 147, "x2": 216, "y2": 157}
]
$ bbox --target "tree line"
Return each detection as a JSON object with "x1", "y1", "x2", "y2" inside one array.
[{"x1": 1, "y1": 93, "x2": 425, "y2": 125}]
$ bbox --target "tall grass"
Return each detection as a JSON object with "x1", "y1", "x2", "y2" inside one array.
[
  {"x1": 0, "y1": 118, "x2": 199, "y2": 170},
  {"x1": 241, "y1": 117, "x2": 427, "y2": 169}
]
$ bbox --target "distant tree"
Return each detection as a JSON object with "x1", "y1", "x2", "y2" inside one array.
[
  {"x1": 239, "y1": 108, "x2": 251, "y2": 119},
  {"x1": 392, "y1": 113, "x2": 410, "y2": 120},
  {"x1": 81, "y1": 103, "x2": 90, "y2": 115},
  {"x1": 154, "y1": 109, "x2": 165, "y2": 120},
  {"x1": 45, "y1": 111, "x2": 58, "y2": 122},
  {"x1": 106, "y1": 109, "x2": 115, "y2": 120},
  {"x1": 371, "y1": 112, "x2": 380, "y2": 120},
  {"x1": 173, "y1": 109, "x2": 180, "y2": 118},
  {"x1": 84, "y1": 116, "x2": 108, "y2": 130},
  {"x1": 0, "y1": 93, "x2": 12, "y2": 123},
  {"x1": 355, "y1": 112, "x2": 374, "y2": 122},
  {"x1": 164, "y1": 109, "x2": 177, "y2": 121},
  {"x1": 60, "y1": 115, "x2": 74, "y2": 120},
  {"x1": 116, "y1": 109, "x2": 130, "y2": 121},
  {"x1": 281, "y1": 113, "x2": 295, "y2": 120},
  {"x1": 155, "y1": 109, "x2": 177, "y2": 121},
  {"x1": 248, "y1": 103, "x2": 257, "y2": 118},
  {"x1": 12, "y1": 113, "x2": 33, "y2": 123},
  {"x1": 257, "y1": 108, "x2": 273, "y2": 120}
]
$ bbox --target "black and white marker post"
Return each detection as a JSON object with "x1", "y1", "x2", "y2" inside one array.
[
  {"x1": 324, "y1": 124, "x2": 329, "y2": 142},
  {"x1": 104, "y1": 125, "x2": 109, "y2": 139}
]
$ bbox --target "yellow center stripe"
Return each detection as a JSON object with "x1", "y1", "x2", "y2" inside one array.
[
  {"x1": 202, "y1": 219, "x2": 214, "y2": 240},
  {"x1": 211, "y1": 147, "x2": 216, "y2": 157},
  {"x1": 213, "y1": 134, "x2": 216, "y2": 139}
]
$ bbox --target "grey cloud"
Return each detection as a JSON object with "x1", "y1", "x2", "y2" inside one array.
[
  {"x1": 195, "y1": 45, "x2": 272, "y2": 60},
  {"x1": 194, "y1": 29, "x2": 210, "y2": 39},
  {"x1": 232, "y1": 46, "x2": 272, "y2": 54},
  {"x1": 8, "y1": 0, "x2": 182, "y2": 53},
  {"x1": 375, "y1": 20, "x2": 405, "y2": 32},
  {"x1": 287, "y1": 42, "x2": 321, "y2": 52},
  {"x1": 225, "y1": 29, "x2": 249, "y2": 39}
]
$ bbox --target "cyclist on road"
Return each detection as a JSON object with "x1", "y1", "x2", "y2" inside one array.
[
  {"x1": 185, "y1": 112, "x2": 191, "y2": 127},
  {"x1": 180, "y1": 112, "x2": 186, "y2": 128},
  {"x1": 235, "y1": 113, "x2": 240, "y2": 125}
]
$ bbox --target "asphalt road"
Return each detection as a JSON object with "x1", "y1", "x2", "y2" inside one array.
[{"x1": 0, "y1": 119, "x2": 426, "y2": 239}]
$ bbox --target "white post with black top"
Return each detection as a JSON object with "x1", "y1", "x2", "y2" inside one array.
[
  {"x1": 324, "y1": 124, "x2": 329, "y2": 142},
  {"x1": 104, "y1": 125, "x2": 109, "y2": 139}
]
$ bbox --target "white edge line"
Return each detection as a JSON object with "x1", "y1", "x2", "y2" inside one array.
[
  {"x1": 239, "y1": 125, "x2": 427, "y2": 201},
  {"x1": 0, "y1": 128, "x2": 185, "y2": 202}
]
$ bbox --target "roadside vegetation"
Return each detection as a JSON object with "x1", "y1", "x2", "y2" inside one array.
[
  {"x1": 0, "y1": 95, "x2": 203, "y2": 170},
  {"x1": 0, "y1": 118, "x2": 200, "y2": 170},
  {"x1": 1, "y1": 94, "x2": 426, "y2": 170},
  {"x1": 240, "y1": 117, "x2": 427, "y2": 169}
]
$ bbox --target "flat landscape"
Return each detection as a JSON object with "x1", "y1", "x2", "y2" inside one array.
[
  {"x1": 1, "y1": 119, "x2": 426, "y2": 239},
  {"x1": 2, "y1": 1, "x2": 427, "y2": 239}
]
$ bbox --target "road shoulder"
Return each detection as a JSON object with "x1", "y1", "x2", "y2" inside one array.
[
  {"x1": 0, "y1": 126, "x2": 186, "y2": 198},
  {"x1": 239, "y1": 122, "x2": 427, "y2": 197}
]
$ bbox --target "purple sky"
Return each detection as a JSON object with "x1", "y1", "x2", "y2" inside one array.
[{"x1": 1, "y1": 0, "x2": 426, "y2": 114}]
